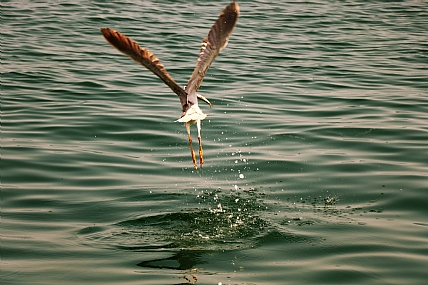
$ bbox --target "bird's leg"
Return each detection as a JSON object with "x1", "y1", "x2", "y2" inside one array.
[
  {"x1": 197, "y1": 119, "x2": 204, "y2": 168},
  {"x1": 185, "y1": 122, "x2": 198, "y2": 169}
]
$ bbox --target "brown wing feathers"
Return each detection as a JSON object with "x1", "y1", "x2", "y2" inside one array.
[
  {"x1": 100, "y1": 28, "x2": 188, "y2": 109},
  {"x1": 185, "y1": 2, "x2": 239, "y2": 95}
]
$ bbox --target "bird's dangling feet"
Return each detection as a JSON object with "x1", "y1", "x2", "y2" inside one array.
[
  {"x1": 186, "y1": 122, "x2": 198, "y2": 169},
  {"x1": 197, "y1": 120, "x2": 204, "y2": 168}
]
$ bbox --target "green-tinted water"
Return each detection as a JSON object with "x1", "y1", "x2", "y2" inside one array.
[{"x1": 3, "y1": 1, "x2": 427, "y2": 284}]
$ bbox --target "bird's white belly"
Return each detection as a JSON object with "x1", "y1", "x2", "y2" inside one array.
[{"x1": 177, "y1": 104, "x2": 206, "y2": 123}]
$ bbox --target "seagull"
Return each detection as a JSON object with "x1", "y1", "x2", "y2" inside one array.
[{"x1": 101, "y1": 2, "x2": 239, "y2": 169}]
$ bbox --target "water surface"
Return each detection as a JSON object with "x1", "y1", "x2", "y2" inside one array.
[{"x1": 3, "y1": 1, "x2": 428, "y2": 284}]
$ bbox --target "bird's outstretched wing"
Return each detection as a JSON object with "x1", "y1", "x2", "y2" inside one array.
[
  {"x1": 100, "y1": 28, "x2": 188, "y2": 110},
  {"x1": 185, "y1": 2, "x2": 240, "y2": 96}
]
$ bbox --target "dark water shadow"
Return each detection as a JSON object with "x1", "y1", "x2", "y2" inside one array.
[{"x1": 137, "y1": 249, "x2": 203, "y2": 270}]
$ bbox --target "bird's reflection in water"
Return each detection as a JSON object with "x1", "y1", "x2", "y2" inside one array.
[
  {"x1": 137, "y1": 250, "x2": 203, "y2": 270},
  {"x1": 137, "y1": 250, "x2": 203, "y2": 284}
]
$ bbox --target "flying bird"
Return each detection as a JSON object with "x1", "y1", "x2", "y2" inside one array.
[{"x1": 101, "y1": 2, "x2": 239, "y2": 169}]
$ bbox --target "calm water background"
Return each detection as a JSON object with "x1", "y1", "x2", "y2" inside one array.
[{"x1": 2, "y1": 1, "x2": 428, "y2": 284}]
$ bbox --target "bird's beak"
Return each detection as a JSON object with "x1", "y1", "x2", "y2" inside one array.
[{"x1": 197, "y1": 93, "x2": 213, "y2": 108}]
